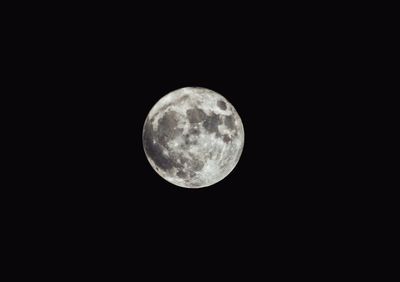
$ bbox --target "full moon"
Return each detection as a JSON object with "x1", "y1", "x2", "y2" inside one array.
[{"x1": 142, "y1": 87, "x2": 244, "y2": 188}]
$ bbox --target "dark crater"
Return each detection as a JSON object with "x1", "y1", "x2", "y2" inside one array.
[
  {"x1": 203, "y1": 113, "x2": 222, "y2": 135},
  {"x1": 217, "y1": 100, "x2": 227, "y2": 110},
  {"x1": 187, "y1": 108, "x2": 207, "y2": 123},
  {"x1": 224, "y1": 115, "x2": 235, "y2": 130},
  {"x1": 223, "y1": 134, "x2": 231, "y2": 143}
]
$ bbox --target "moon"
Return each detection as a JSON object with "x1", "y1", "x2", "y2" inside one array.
[{"x1": 142, "y1": 87, "x2": 244, "y2": 188}]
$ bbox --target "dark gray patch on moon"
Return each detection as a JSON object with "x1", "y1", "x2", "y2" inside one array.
[
  {"x1": 203, "y1": 113, "x2": 222, "y2": 135},
  {"x1": 224, "y1": 115, "x2": 235, "y2": 130},
  {"x1": 184, "y1": 134, "x2": 197, "y2": 146},
  {"x1": 179, "y1": 157, "x2": 187, "y2": 165},
  {"x1": 217, "y1": 100, "x2": 227, "y2": 110},
  {"x1": 223, "y1": 134, "x2": 231, "y2": 143},
  {"x1": 143, "y1": 116, "x2": 186, "y2": 173},
  {"x1": 176, "y1": 170, "x2": 187, "y2": 179},
  {"x1": 184, "y1": 136, "x2": 190, "y2": 145},
  {"x1": 187, "y1": 108, "x2": 207, "y2": 123},
  {"x1": 190, "y1": 159, "x2": 204, "y2": 171},
  {"x1": 143, "y1": 123, "x2": 175, "y2": 171},
  {"x1": 158, "y1": 111, "x2": 178, "y2": 131},
  {"x1": 188, "y1": 128, "x2": 200, "y2": 135},
  {"x1": 157, "y1": 111, "x2": 182, "y2": 143}
]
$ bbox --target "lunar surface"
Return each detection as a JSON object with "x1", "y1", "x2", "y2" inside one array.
[{"x1": 142, "y1": 87, "x2": 244, "y2": 188}]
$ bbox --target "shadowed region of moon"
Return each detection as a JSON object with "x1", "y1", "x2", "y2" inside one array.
[{"x1": 142, "y1": 87, "x2": 245, "y2": 188}]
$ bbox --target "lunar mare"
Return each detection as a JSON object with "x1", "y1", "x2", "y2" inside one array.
[{"x1": 142, "y1": 87, "x2": 244, "y2": 188}]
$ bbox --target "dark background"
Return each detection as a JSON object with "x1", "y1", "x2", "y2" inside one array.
[{"x1": 14, "y1": 3, "x2": 362, "y2": 274}]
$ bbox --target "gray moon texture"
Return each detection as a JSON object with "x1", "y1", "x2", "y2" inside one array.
[{"x1": 142, "y1": 87, "x2": 245, "y2": 188}]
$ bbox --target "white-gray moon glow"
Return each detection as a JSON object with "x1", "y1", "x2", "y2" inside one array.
[{"x1": 142, "y1": 87, "x2": 244, "y2": 188}]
